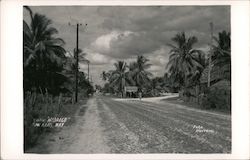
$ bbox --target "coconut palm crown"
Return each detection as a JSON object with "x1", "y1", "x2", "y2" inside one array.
[
  {"x1": 166, "y1": 32, "x2": 203, "y2": 88},
  {"x1": 23, "y1": 6, "x2": 67, "y2": 94}
]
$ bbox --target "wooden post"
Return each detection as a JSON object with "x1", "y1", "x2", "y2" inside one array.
[
  {"x1": 208, "y1": 22, "x2": 213, "y2": 87},
  {"x1": 58, "y1": 93, "x2": 62, "y2": 113},
  {"x1": 69, "y1": 22, "x2": 87, "y2": 102},
  {"x1": 75, "y1": 23, "x2": 79, "y2": 103},
  {"x1": 87, "y1": 61, "x2": 89, "y2": 82}
]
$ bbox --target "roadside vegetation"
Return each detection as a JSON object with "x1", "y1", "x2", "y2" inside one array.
[
  {"x1": 101, "y1": 31, "x2": 231, "y2": 112},
  {"x1": 23, "y1": 7, "x2": 94, "y2": 150},
  {"x1": 23, "y1": 6, "x2": 231, "y2": 151}
]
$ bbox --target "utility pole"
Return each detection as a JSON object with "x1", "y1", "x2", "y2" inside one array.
[
  {"x1": 69, "y1": 21, "x2": 87, "y2": 103},
  {"x1": 75, "y1": 23, "x2": 79, "y2": 103},
  {"x1": 87, "y1": 61, "x2": 90, "y2": 82},
  {"x1": 208, "y1": 22, "x2": 213, "y2": 88}
]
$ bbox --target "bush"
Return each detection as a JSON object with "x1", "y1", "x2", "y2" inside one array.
[
  {"x1": 201, "y1": 80, "x2": 231, "y2": 111},
  {"x1": 24, "y1": 92, "x2": 72, "y2": 150}
]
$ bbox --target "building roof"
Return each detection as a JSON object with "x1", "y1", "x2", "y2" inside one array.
[
  {"x1": 212, "y1": 80, "x2": 231, "y2": 90},
  {"x1": 200, "y1": 65, "x2": 226, "y2": 84}
]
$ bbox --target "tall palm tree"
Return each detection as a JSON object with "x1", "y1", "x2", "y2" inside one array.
[
  {"x1": 109, "y1": 61, "x2": 128, "y2": 97},
  {"x1": 133, "y1": 55, "x2": 152, "y2": 90},
  {"x1": 212, "y1": 30, "x2": 231, "y2": 80},
  {"x1": 23, "y1": 6, "x2": 66, "y2": 94},
  {"x1": 125, "y1": 62, "x2": 137, "y2": 86},
  {"x1": 188, "y1": 52, "x2": 206, "y2": 86},
  {"x1": 166, "y1": 32, "x2": 203, "y2": 90},
  {"x1": 24, "y1": 7, "x2": 66, "y2": 68},
  {"x1": 212, "y1": 31, "x2": 230, "y2": 61}
]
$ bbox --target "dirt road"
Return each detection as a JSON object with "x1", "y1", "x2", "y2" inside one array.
[{"x1": 28, "y1": 95, "x2": 231, "y2": 153}]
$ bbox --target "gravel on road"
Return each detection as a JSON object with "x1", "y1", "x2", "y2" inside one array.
[{"x1": 27, "y1": 95, "x2": 231, "y2": 153}]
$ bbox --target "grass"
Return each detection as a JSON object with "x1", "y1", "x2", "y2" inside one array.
[
  {"x1": 24, "y1": 92, "x2": 88, "y2": 151},
  {"x1": 57, "y1": 99, "x2": 88, "y2": 126},
  {"x1": 162, "y1": 97, "x2": 231, "y2": 115}
]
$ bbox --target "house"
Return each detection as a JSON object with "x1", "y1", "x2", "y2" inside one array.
[{"x1": 199, "y1": 65, "x2": 231, "y2": 109}]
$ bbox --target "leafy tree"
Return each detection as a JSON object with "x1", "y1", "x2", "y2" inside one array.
[
  {"x1": 100, "y1": 71, "x2": 115, "y2": 94},
  {"x1": 23, "y1": 6, "x2": 67, "y2": 95},
  {"x1": 102, "y1": 83, "x2": 115, "y2": 94},
  {"x1": 63, "y1": 49, "x2": 89, "y2": 94},
  {"x1": 78, "y1": 71, "x2": 94, "y2": 96},
  {"x1": 150, "y1": 77, "x2": 163, "y2": 96},
  {"x1": 95, "y1": 84, "x2": 102, "y2": 91},
  {"x1": 162, "y1": 73, "x2": 178, "y2": 92}
]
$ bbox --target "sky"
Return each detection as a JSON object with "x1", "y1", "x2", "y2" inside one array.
[{"x1": 23, "y1": 6, "x2": 230, "y2": 86}]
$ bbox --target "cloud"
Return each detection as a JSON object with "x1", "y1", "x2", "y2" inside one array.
[
  {"x1": 85, "y1": 51, "x2": 110, "y2": 65},
  {"x1": 92, "y1": 31, "x2": 118, "y2": 51},
  {"x1": 146, "y1": 46, "x2": 170, "y2": 77},
  {"x1": 90, "y1": 30, "x2": 133, "y2": 56},
  {"x1": 109, "y1": 32, "x2": 161, "y2": 58},
  {"x1": 25, "y1": 6, "x2": 230, "y2": 85}
]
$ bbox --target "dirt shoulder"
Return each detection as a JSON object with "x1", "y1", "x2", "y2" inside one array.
[
  {"x1": 161, "y1": 97, "x2": 231, "y2": 115},
  {"x1": 26, "y1": 97, "x2": 110, "y2": 153}
]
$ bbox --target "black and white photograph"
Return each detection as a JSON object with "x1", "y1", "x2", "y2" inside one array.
[
  {"x1": 23, "y1": 5, "x2": 232, "y2": 154},
  {"x1": 1, "y1": 1, "x2": 250, "y2": 159}
]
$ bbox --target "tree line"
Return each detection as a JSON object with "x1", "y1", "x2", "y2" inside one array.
[
  {"x1": 23, "y1": 6, "x2": 94, "y2": 99},
  {"x1": 23, "y1": 7, "x2": 94, "y2": 149},
  {"x1": 101, "y1": 30, "x2": 231, "y2": 110}
]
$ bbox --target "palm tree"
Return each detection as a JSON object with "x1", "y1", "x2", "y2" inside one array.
[
  {"x1": 162, "y1": 72, "x2": 178, "y2": 92},
  {"x1": 188, "y1": 52, "x2": 206, "y2": 86},
  {"x1": 133, "y1": 55, "x2": 152, "y2": 90},
  {"x1": 126, "y1": 62, "x2": 137, "y2": 86},
  {"x1": 166, "y1": 32, "x2": 203, "y2": 92},
  {"x1": 150, "y1": 77, "x2": 163, "y2": 96},
  {"x1": 23, "y1": 9, "x2": 66, "y2": 68},
  {"x1": 62, "y1": 51, "x2": 80, "y2": 95},
  {"x1": 23, "y1": 6, "x2": 67, "y2": 94},
  {"x1": 101, "y1": 71, "x2": 110, "y2": 82},
  {"x1": 212, "y1": 30, "x2": 231, "y2": 80},
  {"x1": 109, "y1": 61, "x2": 128, "y2": 97},
  {"x1": 212, "y1": 31, "x2": 230, "y2": 61},
  {"x1": 78, "y1": 71, "x2": 94, "y2": 96}
]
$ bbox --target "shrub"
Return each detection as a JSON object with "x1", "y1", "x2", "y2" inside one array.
[
  {"x1": 201, "y1": 80, "x2": 231, "y2": 111},
  {"x1": 24, "y1": 92, "x2": 71, "y2": 150}
]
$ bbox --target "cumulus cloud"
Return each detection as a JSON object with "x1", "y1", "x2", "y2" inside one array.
[
  {"x1": 25, "y1": 6, "x2": 230, "y2": 85},
  {"x1": 85, "y1": 51, "x2": 110, "y2": 65},
  {"x1": 92, "y1": 31, "x2": 118, "y2": 51},
  {"x1": 146, "y1": 46, "x2": 170, "y2": 77},
  {"x1": 90, "y1": 30, "x2": 134, "y2": 56}
]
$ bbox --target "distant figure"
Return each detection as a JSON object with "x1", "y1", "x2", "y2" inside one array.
[{"x1": 138, "y1": 91, "x2": 142, "y2": 101}]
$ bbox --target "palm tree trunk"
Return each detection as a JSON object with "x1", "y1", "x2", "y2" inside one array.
[
  {"x1": 195, "y1": 84, "x2": 199, "y2": 103},
  {"x1": 180, "y1": 75, "x2": 187, "y2": 100},
  {"x1": 58, "y1": 93, "x2": 62, "y2": 113},
  {"x1": 39, "y1": 86, "x2": 45, "y2": 102},
  {"x1": 122, "y1": 77, "x2": 125, "y2": 98}
]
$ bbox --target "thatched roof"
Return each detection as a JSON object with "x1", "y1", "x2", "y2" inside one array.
[
  {"x1": 211, "y1": 80, "x2": 231, "y2": 90},
  {"x1": 200, "y1": 65, "x2": 226, "y2": 84}
]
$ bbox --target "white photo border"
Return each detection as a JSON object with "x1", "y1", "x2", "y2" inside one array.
[{"x1": 1, "y1": 0, "x2": 249, "y2": 159}]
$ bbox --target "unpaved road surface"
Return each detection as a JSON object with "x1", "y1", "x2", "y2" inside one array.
[{"x1": 28, "y1": 95, "x2": 231, "y2": 153}]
